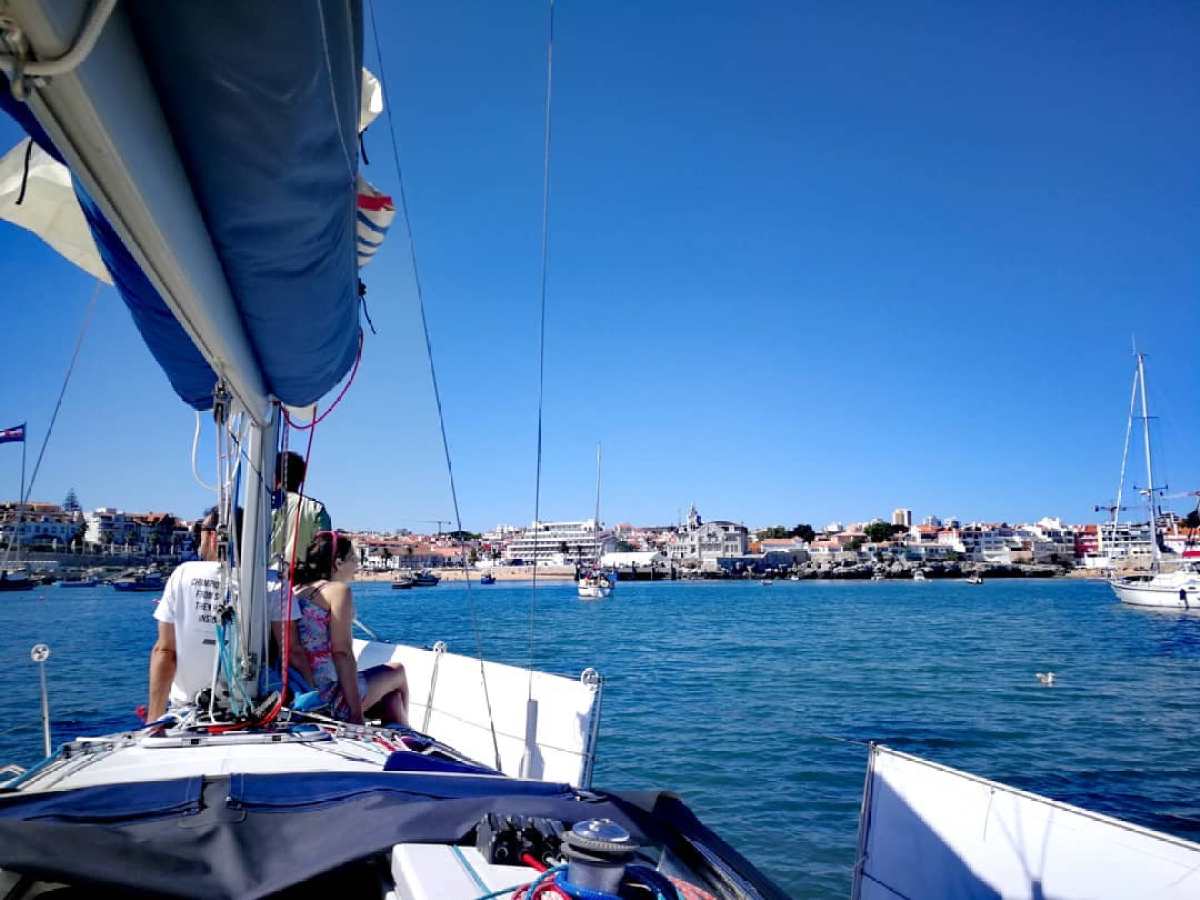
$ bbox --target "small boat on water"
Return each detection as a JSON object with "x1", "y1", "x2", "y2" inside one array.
[
  {"x1": 111, "y1": 571, "x2": 166, "y2": 592},
  {"x1": 59, "y1": 578, "x2": 100, "y2": 588},
  {"x1": 759, "y1": 579, "x2": 772, "y2": 586},
  {"x1": 479, "y1": 572, "x2": 495, "y2": 585},
  {"x1": 411, "y1": 569, "x2": 440, "y2": 587},
  {"x1": 966, "y1": 574, "x2": 984, "y2": 585},
  {"x1": 871, "y1": 571, "x2": 886, "y2": 582},
  {"x1": 913, "y1": 569, "x2": 928, "y2": 582},
  {"x1": 391, "y1": 572, "x2": 415, "y2": 590},
  {"x1": 578, "y1": 570, "x2": 614, "y2": 600},
  {"x1": 0, "y1": 569, "x2": 36, "y2": 592}
]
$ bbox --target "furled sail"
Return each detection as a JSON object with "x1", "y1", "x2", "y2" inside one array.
[{"x1": 0, "y1": 1, "x2": 373, "y2": 412}]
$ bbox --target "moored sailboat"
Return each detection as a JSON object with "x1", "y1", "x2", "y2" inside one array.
[{"x1": 1106, "y1": 352, "x2": 1200, "y2": 609}]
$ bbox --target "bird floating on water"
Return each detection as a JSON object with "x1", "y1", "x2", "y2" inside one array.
[{"x1": 1036, "y1": 672, "x2": 1056, "y2": 686}]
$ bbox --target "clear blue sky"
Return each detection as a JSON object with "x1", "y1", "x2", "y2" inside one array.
[{"x1": 1, "y1": 1, "x2": 1197, "y2": 532}]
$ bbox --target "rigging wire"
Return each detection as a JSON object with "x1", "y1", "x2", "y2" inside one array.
[
  {"x1": 4, "y1": 281, "x2": 100, "y2": 567},
  {"x1": 190, "y1": 411, "x2": 218, "y2": 492},
  {"x1": 527, "y1": 0, "x2": 556, "y2": 696},
  {"x1": 366, "y1": 0, "x2": 502, "y2": 769}
]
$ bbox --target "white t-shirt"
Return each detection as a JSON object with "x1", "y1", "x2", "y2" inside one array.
[{"x1": 153, "y1": 562, "x2": 297, "y2": 706}]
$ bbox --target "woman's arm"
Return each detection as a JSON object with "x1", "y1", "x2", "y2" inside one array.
[{"x1": 326, "y1": 582, "x2": 364, "y2": 724}]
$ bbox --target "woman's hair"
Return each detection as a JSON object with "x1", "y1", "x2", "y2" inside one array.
[{"x1": 293, "y1": 531, "x2": 354, "y2": 584}]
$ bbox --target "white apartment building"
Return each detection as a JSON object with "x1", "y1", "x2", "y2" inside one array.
[
  {"x1": 503, "y1": 519, "x2": 615, "y2": 565},
  {"x1": 84, "y1": 507, "x2": 142, "y2": 546},
  {"x1": 0, "y1": 502, "x2": 82, "y2": 547},
  {"x1": 1096, "y1": 521, "x2": 1154, "y2": 563}
]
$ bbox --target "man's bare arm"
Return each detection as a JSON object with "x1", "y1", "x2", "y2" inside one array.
[{"x1": 147, "y1": 622, "x2": 177, "y2": 721}]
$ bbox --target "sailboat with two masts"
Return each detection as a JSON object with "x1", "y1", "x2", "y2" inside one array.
[{"x1": 1107, "y1": 352, "x2": 1200, "y2": 608}]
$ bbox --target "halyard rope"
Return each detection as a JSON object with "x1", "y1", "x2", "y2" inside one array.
[{"x1": 366, "y1": 0, "x2": 501, "y2": 770}]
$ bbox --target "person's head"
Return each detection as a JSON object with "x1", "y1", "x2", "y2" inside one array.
[
  {"x1": 275, "y1": 451, "x2": 307, "y2": 495},
  {"x1": 294, "y1": 531, "x2": 356, "y2": 584},
  {"x1": 191, "y1": 506, "x2": 244, "y2": 562}
]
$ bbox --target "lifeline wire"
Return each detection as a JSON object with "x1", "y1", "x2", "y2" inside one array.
[
  {"x1": 366, "y1": 0, "x2": 501, "y2": 769},
  {"x1": 527, "y1": 0, "x2": 556, "y2": 695}
]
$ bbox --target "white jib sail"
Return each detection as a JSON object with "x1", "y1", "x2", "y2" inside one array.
[{"x1": 0, "y1": 140, "x2": 112, "y2": 284}]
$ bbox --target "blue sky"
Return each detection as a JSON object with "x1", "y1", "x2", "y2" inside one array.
[{"x1": 1, "y1": 1, "x2": 1197, "y2": 532}]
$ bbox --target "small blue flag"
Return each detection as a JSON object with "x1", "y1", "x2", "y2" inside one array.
[{"x1": 0, "y1": 423, "x2": 25, "y2": 444}]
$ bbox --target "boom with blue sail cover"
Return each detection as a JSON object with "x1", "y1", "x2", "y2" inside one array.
[{"x1": 1, "y1": 1, "x2": 364, "y2": 411}]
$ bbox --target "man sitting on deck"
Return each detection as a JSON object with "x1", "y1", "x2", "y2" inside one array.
[{"x1": 146, "y1": 507, "x2": 312, "y2": 720}]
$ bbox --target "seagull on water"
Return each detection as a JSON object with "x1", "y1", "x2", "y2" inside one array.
[{"x1": 1035, "y1": 672, "x2": 1055, "y2": 686}]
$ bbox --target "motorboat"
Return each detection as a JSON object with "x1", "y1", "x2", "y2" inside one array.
[
  {"x1": 411, "y1": 569, "x2": 441, "y2": 587},
  {"x1": 479, "y1": 572, "x2": 495, "y2": 585},
  {"x1": 110, "y1": 570, "x2": 166, "y2": 592},
  {"x1": 391, "y1": 572, "x2": 415, "y2": 590},
  {"x1": 0, "y1": 569, "x2": 36, "y2": 592},
  {"x1": 965, "y1": 574, "x2": 983, "y2": 585},
  {"x1": 912, "y1": 569, "x2": 928, "y2": 582}
]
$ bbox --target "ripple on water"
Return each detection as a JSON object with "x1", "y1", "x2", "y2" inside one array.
[{"x1": 3, "y1": 579, "x2": 1199, "y2": 897}]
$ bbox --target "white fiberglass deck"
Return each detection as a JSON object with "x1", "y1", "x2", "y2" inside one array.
[{"x1": 855, "y1": 745, "x2": 1200, "y2": 899}]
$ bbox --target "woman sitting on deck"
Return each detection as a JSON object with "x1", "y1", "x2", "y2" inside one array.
[{"x1": 291, "y1": 532, "x2": 409, "y2": 725}]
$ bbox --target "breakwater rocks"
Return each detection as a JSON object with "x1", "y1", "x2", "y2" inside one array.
[{"x1": 762, "y1": 562, "x2": 1064, "y2": 581}]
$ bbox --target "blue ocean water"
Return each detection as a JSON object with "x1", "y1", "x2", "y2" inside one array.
[{"x1": 3, "y1": 577, "x2": 1199, "y2": 897}]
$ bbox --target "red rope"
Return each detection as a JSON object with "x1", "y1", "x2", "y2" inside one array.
[{"x1": 284, "y1": 331, "x2": 363, "y2": 431}]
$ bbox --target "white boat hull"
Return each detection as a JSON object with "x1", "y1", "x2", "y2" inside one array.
[
  {"x1": 578, "y1": 584, "x2": 612, "y2": 599},
  {"x1": 855, "y1": 745, "x2": 1200, "y2": 899},
  {"x1": 1112, "y1": 578, "x2": 1200, "y2": 609}
]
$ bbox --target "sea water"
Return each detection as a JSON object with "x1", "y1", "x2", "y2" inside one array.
[{"x1": 2, "y1": 577, "x2": 1198, "y2": 897}]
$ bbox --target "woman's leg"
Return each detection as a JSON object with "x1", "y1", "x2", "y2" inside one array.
[{"x1": 361, "y1": 663, "x2": 409, "y2": 725}]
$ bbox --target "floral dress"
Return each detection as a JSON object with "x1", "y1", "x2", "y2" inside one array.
[{"x1": 294, "y1": 586, "x2": 367, "y2": 721}]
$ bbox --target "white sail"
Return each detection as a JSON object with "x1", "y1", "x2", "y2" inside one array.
[{"x1": 0, "y1": 140, "x2": 110, "y2": 284}]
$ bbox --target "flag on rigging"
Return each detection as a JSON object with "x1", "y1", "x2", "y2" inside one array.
[{"x1": 0, "y1": 423, "x2": 25, "y2": 444}]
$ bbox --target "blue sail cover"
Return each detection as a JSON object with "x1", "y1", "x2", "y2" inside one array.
[
  {"x1": 0, "y1": 77, "x2": 218, "y2": 408},
  {"x1": 1, "y1": 2, "x2": 363, "y2": 409}
]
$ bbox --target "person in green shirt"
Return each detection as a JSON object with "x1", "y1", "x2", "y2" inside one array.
[{"x1": 271, "y1": 451, "x2": 332, "y2": 570}]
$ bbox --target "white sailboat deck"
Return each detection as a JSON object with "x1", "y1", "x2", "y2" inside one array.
[{"x1": 13, "y1": 638, "x2": 602, "y2": 794}]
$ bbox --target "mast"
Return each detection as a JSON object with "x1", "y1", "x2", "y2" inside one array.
[
  {"x1": 235, "y1": 407, "x2": 277, "y2": 701},
  {"x1": 1136, "y1": 352, "x2": 1161, "y2": 568},
  {"x1": 593, "y1": 443, "x2": 602, "y2": 562}
]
